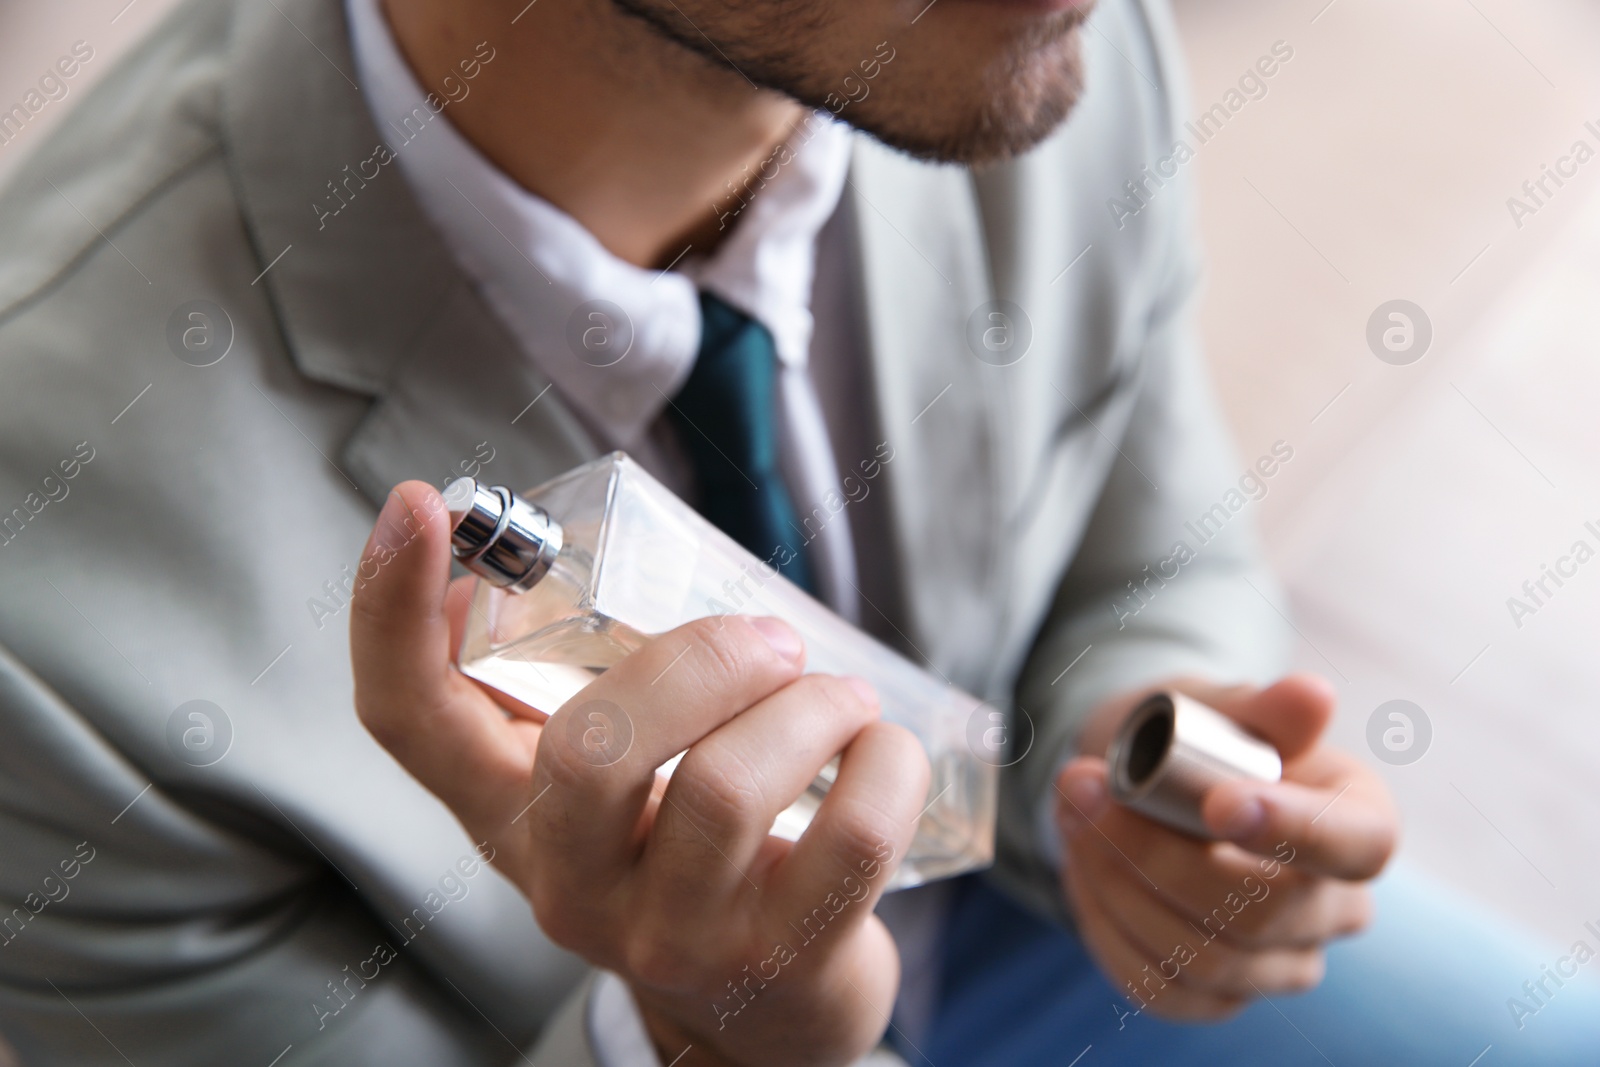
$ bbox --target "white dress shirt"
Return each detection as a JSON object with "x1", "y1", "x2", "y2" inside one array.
[
  {"x1": 344, "y1": 0, "x2": 866, "y2": 619},
  {"x1": 344, "y1": 2, "x2": 941, "y2": 1061}
]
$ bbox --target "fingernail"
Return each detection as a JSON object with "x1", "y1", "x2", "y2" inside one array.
[
  {"x1": 1220, "y1": 795, "x2": 1267, "y2": 841},
  {"x1": 748, "y1": 617, "x2": 804, "y2": 663},
  {"x1": 844, "y1": 676, "x2": 879, "y2": 708},
  {"x1": 1061, "y1": 773, "x2": 1108, "y2": 828}
]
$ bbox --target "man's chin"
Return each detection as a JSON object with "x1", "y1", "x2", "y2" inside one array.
[
  {"x1": 838, "y1": 36, "x2": 1087, "y2": 166},
  {"x1": 845, "y1": 81, "x2": 1083, "y2": 166},
  {"x1": 608, "y1": 0, "x2": 1089, "y2": 166}
]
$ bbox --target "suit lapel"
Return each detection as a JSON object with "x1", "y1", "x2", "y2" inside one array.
[
  {"x1": 848, "y1": 140, "x2": 1013, "y2": 695},
  {"x1": 223, "y1": 0, "x2": 597, "y2": 504},
  {"x1": 340, "y1": 277, "x2": 599, "y2": 502}
]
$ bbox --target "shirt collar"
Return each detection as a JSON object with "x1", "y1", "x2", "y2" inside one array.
[
  {"x1": 684, "y1": 112, "x2": 852, "y2": 371},
  {"x1": 345, "y1": 0, "x2": 852, "y2": 447}
]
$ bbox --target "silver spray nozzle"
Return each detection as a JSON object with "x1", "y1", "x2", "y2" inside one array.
[
  {"x1": 442, "y1": 478, "x2": 564, "y2": 593},
  {"x1": 1106, "y1": 690, "x2": 1283, "y2": 839}
]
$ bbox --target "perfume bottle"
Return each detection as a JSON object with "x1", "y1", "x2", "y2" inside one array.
[{"x1": 445, "y1": 452, "x2": 997, "y2": 888}]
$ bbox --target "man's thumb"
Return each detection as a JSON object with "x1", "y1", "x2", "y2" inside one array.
[{"x1": 350, "y1": 481, "x2": 456, "y2": 747}]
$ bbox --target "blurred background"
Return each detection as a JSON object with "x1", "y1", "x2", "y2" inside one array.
[{"x1": 4, "y1": 0, "x2": 1598, "y2": 949}]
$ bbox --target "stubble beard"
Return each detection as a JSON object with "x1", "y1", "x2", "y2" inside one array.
[{"x1": 606, "y1": 0, "x2": 1089, "y2": 165}]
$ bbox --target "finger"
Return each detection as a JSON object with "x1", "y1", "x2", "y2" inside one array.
[
  {"x1": 350, "y1": 483, "x2": 534, "y2": 829},
  {"x1": 1061, "y1": 759, "x2": 1314, "y2": 919},
  {"x1": 1203, "y1": 674, "x2": 1335, "y2": 761},
  {"x1": 1059, "y1": 758, "x2": 1286, "y2": 900},
  {"x1": 1062, "y1": 760, "x2": 1374, "y2": 946},
  {"x1": 1062, "y1": 861, "x2": 1247, "y2": 1022},
  {"x1": 770, "y1": 722, "x2": 929, "y2": 940},
  {"x1": 351, "y1": 483, "x2": 454, "y2": 717},
  {"x1": 1067, "y1": 834, "x2": 1328, "y2": 997},
  {"x1": 528, "y1": 615, "x2": 805, "y2": 877},
  {"x1": 647, "y1": 674, "x2": 881, "y2": 899},
  {"x1": 1203, "y1": 769, "x2": 1398, "y2": 881}
]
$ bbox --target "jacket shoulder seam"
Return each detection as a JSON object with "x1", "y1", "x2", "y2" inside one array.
[{"x1": 0, "y1": 143, "x2": 223, "y2": 330}]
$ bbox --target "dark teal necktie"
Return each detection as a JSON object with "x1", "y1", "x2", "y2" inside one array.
[{"x1": 667, "y1": 290, "x2": 818, "y2": 596}]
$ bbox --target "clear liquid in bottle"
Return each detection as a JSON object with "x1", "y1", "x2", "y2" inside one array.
[{"x1": 450, "y1": 453, "x2": 997, "y2": 888}]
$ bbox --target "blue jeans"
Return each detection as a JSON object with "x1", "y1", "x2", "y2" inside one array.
[{"x1": 911, "y1": 868, "x2": 1600, "y2": 1065}]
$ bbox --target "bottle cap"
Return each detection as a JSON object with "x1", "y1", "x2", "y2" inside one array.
[{"x1": 1107, "y1": 690, "x2": 1282, "y2": 839}]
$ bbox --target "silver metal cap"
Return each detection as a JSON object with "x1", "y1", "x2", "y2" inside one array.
[
  {"x1": 443, "y1": 478, "x2": 563, "y2": 593},
  {"x1": 1106, "y1": 690, "x2": 1282, "y2": 839}
]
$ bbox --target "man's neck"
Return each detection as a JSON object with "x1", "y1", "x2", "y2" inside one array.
[{"x1": 381, "y1": 0, "x2": 805, "y2": 269}]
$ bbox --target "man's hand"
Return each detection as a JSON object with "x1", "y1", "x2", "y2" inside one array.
[
  {"x1": 1056, "y1": 676, "x2": 1397, "y2": 1020},
  {"x1": 350, "y1": 482, "x2": 930, "y2": 1067}
]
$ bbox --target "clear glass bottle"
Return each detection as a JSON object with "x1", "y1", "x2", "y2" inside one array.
[{"x1": 446, "y1": 452, "x2": 996, "y2": 888}]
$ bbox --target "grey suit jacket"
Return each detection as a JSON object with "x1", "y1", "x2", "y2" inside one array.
[{"x1": 0, "y1": 0, "x2": 1287, "y2": 1062}]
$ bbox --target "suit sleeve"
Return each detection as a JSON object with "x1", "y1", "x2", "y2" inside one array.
[
  {"x1": 0, "y1": 644, "x2": 529, "y2": 1067},
  {"x1": 988, "y1": 0, "x2": 1294, "y2": 925}
]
